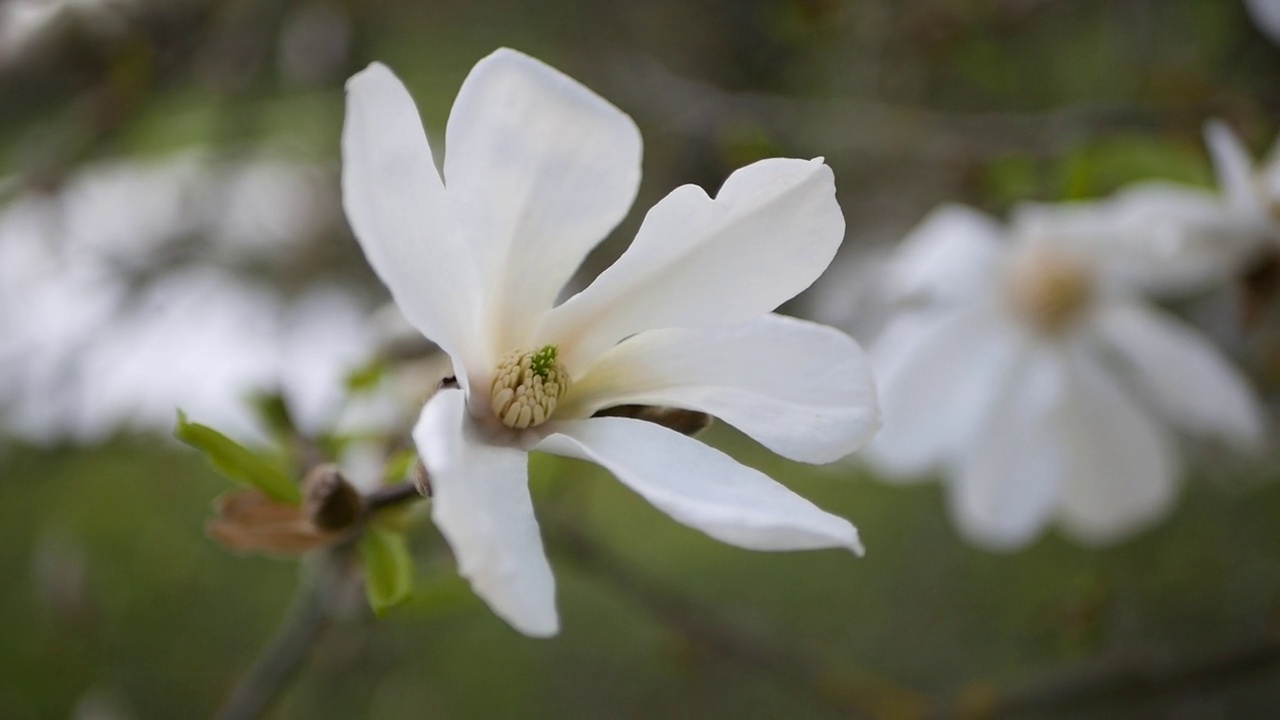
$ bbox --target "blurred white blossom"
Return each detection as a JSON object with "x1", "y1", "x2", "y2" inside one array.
[
  {"x1": 867, "y1": 200, "x2": 1264, "y2": 550},
  {"x1": 1244, "y1": 0, "x2": 1280, "y2": 45},
  {"x1": 0, "y1": 0, "x2": 134, "y2": 63},
  {"x1": 0, "y1": 154, "x2": 388, "y2": 444},
  {"x1": 343, "y1": 49, "x2": 879, "y2": 636}
]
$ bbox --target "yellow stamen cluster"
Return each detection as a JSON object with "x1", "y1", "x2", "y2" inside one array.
[
  {"x1": 490, "y1": 345, "x2": 570, "y2": 429},
  {"x1": 1007, "y1": 247, "x2": 1095, "y2": 334}
]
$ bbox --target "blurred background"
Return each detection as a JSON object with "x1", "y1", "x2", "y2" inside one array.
[{"x1": 4, "y1": 0, "x2": 1280, "y2": 717}]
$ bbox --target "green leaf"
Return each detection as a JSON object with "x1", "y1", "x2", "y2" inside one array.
[
  {"x1": 345, "y1": 358, "x2": 388, "y2": 394},
  {"x1": 383, "y1": 449, "x2": 419, "y2": 484},
  {"x1": 360, "y1": 525, "x2": 414, "y2": 616},
  {"x1": 247, "y1": 391, "x2": 296, "y2": 442},
  {"x1": 1058, "y1": 135, "x2": 1212, "y2": 199},
  {"x1": 173, "y1": 410, "x2": 301, "y2": 505}
]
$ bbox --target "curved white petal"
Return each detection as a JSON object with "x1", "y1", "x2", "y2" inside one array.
[
  {"x1": 413, "y1": 390, "x2": 558, "y2": 637},
  {"x1": 444, "y1": 48, "x2": 642, "y2": 356},
  {"x1": 1205, "y1": 120, "x2": 1262, "y2": 216},
  {"x1": 560, "y1": 314, "x2": 879, "y2": 464},
  {"x1": 1055, "y1": 346, "x2": 1179, "y2": 546},
  {"x1": 536, "y1": 417, "x2": 862, "y2": 554},
  {"x1": 1245, "y1": 0, "x2": 1280, "y2": 45},
  {"x1": 1095, "y1": 301, "x2": 1264, "y2": 448},
  {"x1": 1012, "y1": 185, "x2": 1252, "y2": 295},
  {"x1": 540, "y1": 157, "x2": 844, "y2": 372},
  {"x1": 865, "y1": 306, "x2": 1026, "y2": 478},
  {"x1": 889, "y1": 203, "x2": 1005, "y2": 304},
  {"x1": 342, "y1": 63, "x2": 481, "y2": 375},
  {"x1": 950, "y1": 346, "x2": 1066, "y2": 550}
]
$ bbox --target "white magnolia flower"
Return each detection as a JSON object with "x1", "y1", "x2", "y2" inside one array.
[
  {"x1": 868, "y1": 202, "x2": 1264, "y2": 550},
  {"x1": 341, "y1": 49, "x2": 879, "y2": 636}
]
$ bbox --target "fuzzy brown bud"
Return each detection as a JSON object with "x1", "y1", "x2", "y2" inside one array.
[{"x1": 303, "y1": 464, "x2": 364, "y2": 532}]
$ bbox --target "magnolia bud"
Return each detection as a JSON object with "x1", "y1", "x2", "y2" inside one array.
[
  {"x1": 413, "y1": 460, "x2": 432, "y2": 497},
  {"x1": 303, "y1": 464, "x2": 364, "y2": 532}
]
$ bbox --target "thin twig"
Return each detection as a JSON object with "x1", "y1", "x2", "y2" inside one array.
[
  {"x1": 214, "y1": 557, "x2": 335, "y2": 720},
  {"x1": 365, "y1": 480, "x2": 424, "y2": 512},
  {"x1": 942, "y1": 634, "x2": 1280, "y2": 718},
  {"x1": 605, "y1": 53, "x2": 1155, "y2": 161},
  {"x1": 553, "y1": 519, "x2": 1280, "y2": 719}
]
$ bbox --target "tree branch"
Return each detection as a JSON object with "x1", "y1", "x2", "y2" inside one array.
[
  {"x1": 364, "y1": 480, "x2": 424, "y2": 513},
  {"x1": 604, "y1": 53, "x2": 1155, "y2": 162},
  {"x1": 944, "y1": 634, "x2": 1280, "y2": 718},
  {"x1": 214, "y1": 556, "x2": 336, "y2": 720}
]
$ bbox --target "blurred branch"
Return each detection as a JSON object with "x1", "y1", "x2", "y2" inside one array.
[
  {"x1": 365, "y1": 480, "x2": 424, "y2": 512},
  {"x1": 941, "y1": 634, "x2": 1280, "y2": 718},
  {"x1": 1, "y1": 0, "x2": 300, "y2": 190},
  {"x1": 606, "y1": 54, "x2": 1156, "y2": 161},
  {"x1": 551, "y1": 522, "x2": 928, "y2": 719},
  {"x1": 215, "y1": 554, "x2": 336, "y2": 720},
  {"x1": 214, "y1": 480, "x2": 423, "y2": 719},
  {"x1": 553, "y1": 517, "x2": 1280, "y2": 719}
]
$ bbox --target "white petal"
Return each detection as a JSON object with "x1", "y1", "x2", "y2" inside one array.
[
  {"x1": 536, "y1": 417, "x2": 862, "y2": 554},
  {"x1": 444, "y1": 48, "x2": 642, "y2": 355},
  {"x1": 1204, "y1": 120, "x2": 1263, "y2": 215},
  {"x1": 559, "y1": 314, "x2": 878, "y2": 464},
  {"x1": 1012, "y1": 185, "x2": 1254, "y2": 294},
  {"x1": 413, "y1": 389, "x2": 558, "y2": 637},
  {"x1": 1095, "y1": 300, "x2": 1264, "y2": 448},
  {"x1": 1055, "y1": 346, "x2": 1179, "y2": 545},
  {"x1": 865, "y1": 307, "x2": 1026, "y2": 478},
  {"x1": 342, "y1": 63, "x2": 481, "y2": 373},
  {"x1": 889, "y1": 203, "x2": 1005, "y2": 304},
  {"x1": 1245, "y1": 0, "x2": 1280, "y2": 45},
  {"x1": 540, "y1": 157, "x2": 844, "y2": 372},
  {"x1": 951, "y1": 346, "x2": 1066, "y2": 550}
]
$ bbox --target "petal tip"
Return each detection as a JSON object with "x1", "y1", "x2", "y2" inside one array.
[
  {"x1": 477, "y1": 46, "x2": 536, "y2": 69},
  {"x1": 848, "y1": 530, "x2": 866, "y2": 557},
  {"x1": 345, "y1": 61, "x2": 394, "y2": 93},
  {"x1": 513, "y1": 613, "x2": 561, "y2": 638}
]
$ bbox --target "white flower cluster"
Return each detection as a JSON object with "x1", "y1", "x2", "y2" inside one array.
[
  {"x1": 0, "y1": 155, "x2": 389, "y2": 443},
  {"x1": 11, "y1": 43, "x2": 1270, "y2": 639},
  {"x1": 339, "y1": 47, "x2": 1280, "y2": 636},
  {"x1": 861, "y1": 122, "x2": 1276, "y2": 550}
]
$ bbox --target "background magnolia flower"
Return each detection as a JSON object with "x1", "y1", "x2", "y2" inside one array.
[
  {"x1": 867, "y1": 202, "x2": 1264, "y2": 550},
  {"x1": 341, "y1": 48, "x2": 879, "y2": 636}
]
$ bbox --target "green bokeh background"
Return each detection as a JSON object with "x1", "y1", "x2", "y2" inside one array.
[{"x1": 4, "y1": 0, "x2": 1280, "y2": 717}]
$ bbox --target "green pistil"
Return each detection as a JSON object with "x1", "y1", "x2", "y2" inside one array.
[{"x1": 530, "y1": 345, "x2": 558, "y2": 379}]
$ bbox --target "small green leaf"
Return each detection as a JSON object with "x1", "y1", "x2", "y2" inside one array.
[
  {"x1": 360, "y1": 525, "x2": 414, "y2": 616},
  {"x1": 247, "y1": 391, "x2": 296, "y2": 442},
  {"x1": 174, "y1": 410, "x2": 301, "y2": 505},
  {"x1": 383, "y1": 449, "x2": 419, "y2": 484},
  {"x1": 345, "y1": 358, "x2": 388, "y2": 394}
]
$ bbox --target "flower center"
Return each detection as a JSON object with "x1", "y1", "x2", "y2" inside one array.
[
  {"x1": 1006, "y1": 246, "x2": 1095, "y2": 334},
  {"x1": 490, "y1": 345, "x2": 570, "y2": 429}
]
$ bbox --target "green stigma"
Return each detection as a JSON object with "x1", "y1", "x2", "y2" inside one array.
[{"x1": 529, "y1": 345, "x2": 559, "y2": 379}]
